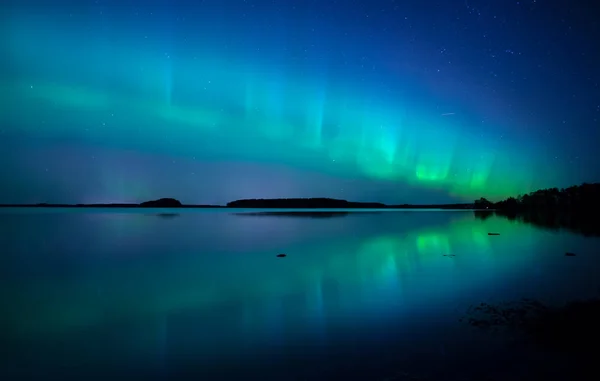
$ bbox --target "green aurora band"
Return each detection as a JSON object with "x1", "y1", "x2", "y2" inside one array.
[{"x1": 2, "y1": 10, "x2": 559, "y2": 201}]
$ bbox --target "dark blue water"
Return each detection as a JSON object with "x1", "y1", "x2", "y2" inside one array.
[{"x1": 1, "y1": 209, "x2": 599, "y2": 380}]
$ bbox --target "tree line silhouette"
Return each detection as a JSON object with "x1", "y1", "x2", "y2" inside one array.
[{"x1": 474, "y1": 182, "x2": 600, "y2": 236}]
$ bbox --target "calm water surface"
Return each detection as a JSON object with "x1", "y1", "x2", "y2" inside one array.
[{"x1": 1, "y1": 209, "x2": 599, "y2": 380}]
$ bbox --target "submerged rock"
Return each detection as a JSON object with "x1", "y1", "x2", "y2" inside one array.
[{"x1": 463, "y1": 298, "x2": 600, "y2": 357}]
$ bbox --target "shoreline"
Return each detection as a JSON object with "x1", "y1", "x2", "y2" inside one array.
[{"x1": 0, "y1": 204, "x2": 482, "y2": 210}]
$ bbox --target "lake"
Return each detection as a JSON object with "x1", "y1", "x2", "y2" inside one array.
[{"x1": 1, "y1": 209, "x2": 599, "y2": 380}]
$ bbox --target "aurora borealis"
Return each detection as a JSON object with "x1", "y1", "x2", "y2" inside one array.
[{"x1": 2, "y1": 0, "x2": 599, "y2": 204}]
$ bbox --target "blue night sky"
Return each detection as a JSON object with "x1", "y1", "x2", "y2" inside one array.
[{"x1": 1, "y1": 0, "x2": 599, "y2": 205}]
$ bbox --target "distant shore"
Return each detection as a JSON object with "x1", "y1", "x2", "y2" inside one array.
[
  {"x1": 0, "y1": 197, "x2": 477, "y2": 209},
  {"x1": 4, "y1": 182, "x2": 597, "y2": 212},
  {"x1": 0, "y1": 204, "x2": 476, "y2": 209}
]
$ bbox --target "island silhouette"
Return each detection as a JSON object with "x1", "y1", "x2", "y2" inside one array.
[
  {"x1": 226, "y1": 198, "x2": 388, "y2": 208},
  {"x1": 139, "y1": 198, "x2": 183, "y2": 208}
]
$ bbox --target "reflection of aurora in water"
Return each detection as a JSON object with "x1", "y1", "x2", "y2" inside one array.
[
  {"x1": 3, "y1": 210, "x2": 600, "y2": 380},
  {"x1": 0, "y1": 211, "x2": 556, "y2": 338}
]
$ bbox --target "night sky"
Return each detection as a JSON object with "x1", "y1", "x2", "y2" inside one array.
[{"x1": 1, "y1": 0, "x2": 599, "y2": 205}]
